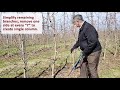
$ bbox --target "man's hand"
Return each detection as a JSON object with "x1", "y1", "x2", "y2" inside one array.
[
  {"x1": 71, "y1": 48, "x2": 74, "y2": 53},
  {"x1": 82, "y1": 52, "x2": 86, "y2": 56},
  {"x1": 82, "y1": 51, "x2": 87, "y2": 59}
]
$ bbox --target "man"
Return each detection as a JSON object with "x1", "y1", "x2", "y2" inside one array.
[{"x1": 71, "y1": 14, "x2": 102, "y2": 78}]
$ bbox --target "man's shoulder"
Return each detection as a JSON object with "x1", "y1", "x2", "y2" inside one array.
[
  {"x1": 84, "y1": 21, "x2": 97, "y2": 34},
  {"x1": 86, "y1": 21, "x2": 96, "y2": 30},
  {"x1": 85, "y1": 21, "x2": 93, "y2": 28},
  {"x1": 83, "y1": 21, "x2": 92, "y2": 31}
]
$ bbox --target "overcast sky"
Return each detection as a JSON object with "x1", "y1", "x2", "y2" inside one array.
[{"x1": 42, "y1": 12, "x2": 120, "y2": 31}]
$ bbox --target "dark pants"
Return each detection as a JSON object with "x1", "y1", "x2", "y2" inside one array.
[{"x1": 80, "y1": 50, "x2": 101, "y2": 78}]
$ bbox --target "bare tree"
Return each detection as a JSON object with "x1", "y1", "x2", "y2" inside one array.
[
  {"x1": 95, "y1": 12, "x2": 100, "y2": 31},
  {"x1": 90, "y1": 12, "x2": 94, "y2": 25},
  {"x1": 21, "y1": 34, "x2": 27, "y2": 78},
  {"x1": 103, "y1": 12, "x2": 108, "y2": 61},
  {"x1": 46, "y1": 12, "x2": 50, "y2": 45},
  {"x1": 71, "y1": 12, "x2": 77, "y2": 67},
  {"x1": 42, "y1": 12, "x2": 46, "y2": 48},
  {"x1": 63, "y1": 12, "x2": 66, "y2": 48},
  {"x1": 6, "y1": 34, "x2": 9, "y2": 56},
  {"x1": 113, "y1": 12, "x2": 118, "y2": 60},
  {"x1": 49, "y1": 13, "x2": 57, "y2": 78}
]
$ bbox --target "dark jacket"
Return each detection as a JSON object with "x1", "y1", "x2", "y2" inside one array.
[{"x1": 72, "y1": 21, "x2": 102, "y2": 56}]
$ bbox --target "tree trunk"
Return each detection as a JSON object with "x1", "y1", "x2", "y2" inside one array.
[
  {"x1": 63, "y1": 12, "x2": 66, "y2": 48},
  {"x1": 51, "y1": 13, "x2": 57, "y2": 78},
  {"x1": 21, "y1": 34, "x2": 27, "y2": 78},
  {"x1": 90, "y1": 12, "x2": 94, "y2": 25},
  {"x1": 42, "y1": 13, "x2": 46, "y2": 48},
  {"x1": 6, "y1": 34, "x2": 9, "y2": 56},
  {"x1": 114, "y1": 12, "x2": 118, "y2": 60},
  {"x1": 103, "y1": 12, "x2": 108, "y2": 61},
  {"x1": 47, "y1": 12, "x2": 50, "y2": 45}
]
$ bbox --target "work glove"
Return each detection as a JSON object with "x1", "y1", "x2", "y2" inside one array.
[
  {"x1": 82, "y1": 51, "x2": 87, "y2": 59},
  {"x1": 71, "y1": 48, "x2": 74, "y2": 53}
]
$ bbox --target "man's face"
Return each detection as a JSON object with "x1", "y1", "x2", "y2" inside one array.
[{"x1": 73, "y1": 20, "x2": 82, "y2": 27}]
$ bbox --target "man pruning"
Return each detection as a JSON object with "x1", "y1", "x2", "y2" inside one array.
[{"x1": 71, "y1": 14, "x2": 102, "y2": 78}]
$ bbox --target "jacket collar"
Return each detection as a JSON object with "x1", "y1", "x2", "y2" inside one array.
[{"x1": 79, "y1": 21, "x2": 86, "y2": 32}]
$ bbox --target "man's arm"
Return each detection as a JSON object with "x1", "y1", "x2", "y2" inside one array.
[
  {"x1": 83, "y1": 27, "x2": 98, "y2": 56},
  {"x1": 72, "y1": 38, "x2": 80, "y2": 49},
  {"x1": 71, "y1": 38, "x2": 80, "y2": 53}
]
